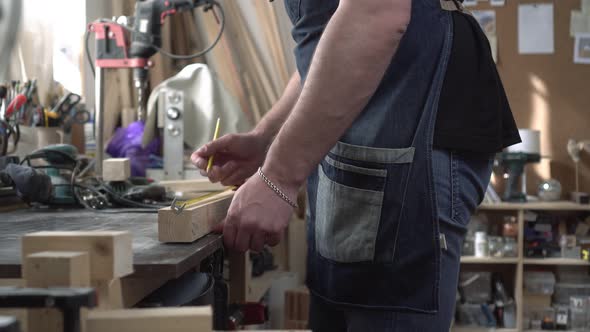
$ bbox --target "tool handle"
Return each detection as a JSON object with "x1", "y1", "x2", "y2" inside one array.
[{"x1": 5, "y1": 94, "x2": 26, "y2": 119}]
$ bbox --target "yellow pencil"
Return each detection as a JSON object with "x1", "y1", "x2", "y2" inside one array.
[{"x1": 206, "y1": 118, "x2": 221, "y2": 173}]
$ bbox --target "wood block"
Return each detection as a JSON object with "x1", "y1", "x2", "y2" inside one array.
[
  {"x1": 158, "y1": 190, "x2": 233, "y2": 243},
  {"x1": 24, "y1": 251, "x2": 90, "y2": 288},
  {"x1": 92, "y1": 279, "x2": 123, "y2": 310},
  {"x1": 86, "y1": 307, "x2": 212, "y2": 332},
  {"x1": 24, "y1": 251, "x2": 91, "y2": 332},
  {"x1": 21, "y1": 231, "x2": 133, "y2": 281},
  {"x1": 102, "y1": 158, "x2": 131, "y2": 182}
]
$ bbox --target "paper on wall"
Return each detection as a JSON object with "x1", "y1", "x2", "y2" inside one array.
[
  {"x1": 490, "y1": 0, "x2": 505, "y2": 7},
  {"x1": 472, "y1": 10, "x2": 497, "y2": 35},
  {"x1": 518, "y1": 3, "x2": 555, "y2": 54},
  {"x1": 574, "y1": 33, "x2": 590, "y2": 64},
  {"x1": 464, "y1": 0, "x2": 477, "y2": 7},
  {"x1": 571, "y1": 11, "x2": 590, "y2": 37},
  {"x1": 489, "y1": 35, "x2": 498, "y2": 63},
  {"x1": 472, "y1": 10, "x2": 498, "y2": 63}
]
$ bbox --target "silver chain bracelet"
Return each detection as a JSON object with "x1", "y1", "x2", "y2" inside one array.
[{"x1": 257, "y1": 167, "x2": 298, "y2": 209}]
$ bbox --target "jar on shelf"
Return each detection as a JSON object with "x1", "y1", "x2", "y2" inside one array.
[
  {"x1": 463, "y1": 233, "x2": 475, "y2": 256},
  {"x1": 488, "y1": 236, "x2": 504, "y2": 257},
  {"x1": 475, "y1": 232, "x2": 489, "y2": 257},
  {"x1": 503, "y1": 237, "x2": 518, "y2": 257}
]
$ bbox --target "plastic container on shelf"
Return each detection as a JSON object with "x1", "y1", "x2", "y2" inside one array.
[
  {"x1": 503, "y1": 237, "x2": 518, "y2": 257},
  {"x1": 524, "y1": 271, "x2": 556, "y2": 295},
  {"x1": 475, "y1": 232, "x2": 489, "y2": 257},
  {"x1": 488, "y1": 236, "x2": 504, "y2": 257},
  {"x1": 463, "y1": 234, "x2": 475, "y2": 256},
  {"x1": 569, "y1": 296, "x2": 590, "y2": 331},
  {"x1": 553, "y1": 283, "x2": 590, "y2": 305},
  {"x1": 460, "y1": 272, "x2": 492, "y2": 303}
]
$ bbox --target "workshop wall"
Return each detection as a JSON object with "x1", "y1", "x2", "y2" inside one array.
[{"x1": 475, "y1": 0, "x2": 590, "y2": 196}]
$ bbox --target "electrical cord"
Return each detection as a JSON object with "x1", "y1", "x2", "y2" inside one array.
[
  {"x1": 97, "y1": 178, "x2": 169, "y2": 210},
  {"x1": 85, "y1": 0, "x2": 225, "y2": 77}
]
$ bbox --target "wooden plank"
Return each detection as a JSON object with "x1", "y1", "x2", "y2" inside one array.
[
  {"x1": 24, "y1": 251, "x2": 91, "y2": 332},
  {"x1": 223, "y1": 2, "x2": 278, "y2": 110},
  {"x1": 460, "y1": 257, "x2": 519, "y2": 264},
  {"x1": 158, "y1": 179, "x2": 225, "y2": 193},
  {"x1": 523, "y1": 258, "x2": 590, "y2": 266},
  {"x1": 86, "y1": 307, "x2": 212, "y2": 332},
  {"x1": 24, "y1": 251, "x2": 90, "y2": 288},
  {"x1": 102, "y1": 158, "x2": 131, "y2": 182},
  {"x1": 479, "y1": 201, "x2": 590, "y2": 211},
  {"x1": 21, "y1": 231, "x2": 133, "y2": 281},
  {"x1": 158, "y1": 191, "x2": 233, "y2": 243}
]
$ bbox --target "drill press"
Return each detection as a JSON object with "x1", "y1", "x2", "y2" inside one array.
[{"x1": 87, "y1": 0, "x2": 223, "y2": 175}]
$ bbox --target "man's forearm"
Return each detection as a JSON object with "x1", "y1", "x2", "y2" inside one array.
[
  {"x1": 263, "y1": 0, "x2": 411, "y2": 187},
  {"x1": 253, "y1": 72, "x2": 301, "y2": 144}
]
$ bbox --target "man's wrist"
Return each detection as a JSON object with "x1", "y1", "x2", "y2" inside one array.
[
  {"x1": 261, "y1": 154, "x2": 306, "y2": 196},
  {"x1": 252, "y1": 125, "x2": 275, "y2": 150}
]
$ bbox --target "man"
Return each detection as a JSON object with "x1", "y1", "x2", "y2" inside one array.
[{"x1": 192, "y1": 0, "x2": 520, "y2": 330}]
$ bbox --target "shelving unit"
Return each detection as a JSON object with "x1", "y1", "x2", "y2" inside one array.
[
  {"x1": 523, "y1": 258, "x2": 590, "y2": 266},
  {"x1": 461, "y1": 257, "x2": 519, "y2": 264},
  {"x1": 452, "y1": 201, "x2": 590, "y2": 332}
]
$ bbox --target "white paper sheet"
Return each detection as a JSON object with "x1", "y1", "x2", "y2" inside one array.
[
  {"x1": 574, "y1": 33, "x2": 590, "y2": 64},
  {"x1": 464, "y1": 0, "x2": 477, "y2": 7},
  {"x1": 490, "y1": 0, "x2": 505, "y2": 7},
  {"x1": 489, "y1": 36, "x2": 498, "y2": 63},
  {"x1": 571, "y1": 11, "x2": 590, "y2": 37},
  {"x1": 518, "y1": 3, "x2": 554, "y2": 54},
  {"x1": 472, "y1": 10, "x2": 497, "y2": 35}
]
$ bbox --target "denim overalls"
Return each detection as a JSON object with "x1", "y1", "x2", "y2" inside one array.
[{"x1": 284, "y1": 0, "x2": 456, "y2": 313}]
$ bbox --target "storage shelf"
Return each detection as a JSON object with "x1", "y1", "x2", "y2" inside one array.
[
  {"x1": 461, "y1": 256, "x2": 519, "y2": 264},
  {"x1": 523, "y1": 258, "x2": 590, "y2": 266},
  {"x1": 479, "y1": 201, "x2": 590, "y2": 211},
  {"x1": 247, "y1": 269, "x2": 289, "y2": 302}
]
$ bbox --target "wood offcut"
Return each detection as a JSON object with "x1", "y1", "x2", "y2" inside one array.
[
  {"x1": 21, "y1": 231, "x2": 133, "y2": 281},
  {"x1": 158, "y1": 190, "x2": 233, "y2": 243}
]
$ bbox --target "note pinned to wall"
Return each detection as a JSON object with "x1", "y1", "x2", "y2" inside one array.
[
  {"x1": 518, "y1": 3, "x2": 555, "y2": 54},
  {"x1": 490, "y1": 0, "x2": 505, "y2": 7},
  {"x1": 574, "y1": 33, "x2": 590, "y2": 64}
]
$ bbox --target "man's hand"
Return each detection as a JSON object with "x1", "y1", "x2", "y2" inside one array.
[
  {"x1": 212, "y1": 169, "x2": 297, "y2": 252},
  {"x1": 191, "y1": 131, "x2": 269, "y2": 186}
]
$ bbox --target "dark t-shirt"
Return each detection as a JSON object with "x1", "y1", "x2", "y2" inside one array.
[{"x1": 435, "y1": 12, "x2": 521, "y2": 152}]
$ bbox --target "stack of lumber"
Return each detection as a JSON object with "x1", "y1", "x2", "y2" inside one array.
[
  {"x1": 18, "y1": 231, "x2": 214, "y2": 332},
  {"x1": 284, "y1": 286, "x2": 310, "y2": 329}
]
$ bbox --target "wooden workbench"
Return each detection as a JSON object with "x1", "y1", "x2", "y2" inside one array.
[{"x1": 0, "y1": 209, "x2": 222, "y2": 279}]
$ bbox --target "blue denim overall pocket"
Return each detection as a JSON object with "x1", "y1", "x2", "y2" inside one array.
[{"x1": 316, "y1": 142, "x2": 415, "y2": 263}]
